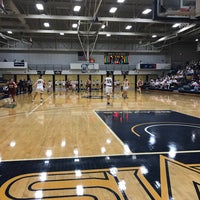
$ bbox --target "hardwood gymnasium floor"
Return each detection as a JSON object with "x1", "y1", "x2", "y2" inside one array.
[{"x1": 0, "y1": 88, "x2": 200, "y2": 199}]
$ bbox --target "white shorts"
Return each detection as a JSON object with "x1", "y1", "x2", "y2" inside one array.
[
  {"x1": 36, "y1": 86, "x2": 44, "y2": 93},
  {"x1": 106, "y1": 86, "x2": 112, "y2": 95},
  {"x1": 123, "y1": 86, "x2": 129, "y2": 91}
]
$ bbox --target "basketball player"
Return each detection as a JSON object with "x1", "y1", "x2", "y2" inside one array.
[
  {"x1": 32, "y1": 75, "x2": 45, "y2": 103},
  {"x1": 122, "y1": 78, "x2": 129, "y2": 99},
  {"x1": 47, "y1": 80, "x2": 52, "y2": 93},
  {"x1": 104, "y1": 74, "x2": 113, "y2": 105},
  {"x1": 7, "y1": 79, "x2": 17, "y2": 103},
  {"x1": 86, "y1": 78, "x2": 91, "y2": 93},
  {"x1": 137, "y1": 78, "x2": 143, "y2": 94}
]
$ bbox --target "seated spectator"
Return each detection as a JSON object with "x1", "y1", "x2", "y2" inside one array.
[
  {"x1": 191, "y1": 80, "x2": 199, "y2": 91},
  {"x1": 186, "y1": 67, "x2": 194, "y2": 76},
  {"x1": 175, "y1": 69, "x2": 184, "y2": 79}
]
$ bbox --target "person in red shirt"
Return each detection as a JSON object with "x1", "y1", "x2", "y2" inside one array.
[
  {"x1": 86, "y1": 78, "x2": 91, "y2": 93},
  {"x1": 7, "y1": 79, "x2": 17, "y2": 102}
]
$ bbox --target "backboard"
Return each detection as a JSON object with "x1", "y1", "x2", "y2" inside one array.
[{"x1": 153, "y1": 0, "x2": 199, "y2": 21}]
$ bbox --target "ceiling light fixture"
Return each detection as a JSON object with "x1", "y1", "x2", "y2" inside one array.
[
  {"x1": 172, "y1": 23, "x2": 181, "y2": 28},
  {"x1": 125, "y1": 25, "x2": 132, "y2": 30},
  {"x1": 60, "y1": 33, "x2": 64, "y2": 36},
  {"x1": 72, "y1": 23, "x2": 78, "y2": 28},
  {"x1": 101, "y1": 24, "x2": 106, "y2": 29},
  {"x1": 36, "y1": 3, "x2": 44, "y2": 10},
  {"x1": 142, "y1": 8, "x2": 152, "y2": 15},
  {"x1": 158, "y1": 36, "x2": 167, "y2": 42},
  {"x1": 7, "y1": 30, "x2": 13, "y2": 34},
  {"x1": 109, "y1": 7, "x2": 117, "y2": 13},
  {"x1": 74, "y1": 5, "x2": 81, "y2": 12},
  {"x1": 106, "y1": 33, "x2": 111, "y2": 37},
  {"x1": 117, "y1": 0, "x2": 125, "y2": 3},
  {"x1": 43, "y1": 22, "x2": 50, "y2": 27},
  {"x1": 152, "y1": 34, "x2": 157, "y2": 38},
  {"x1": 177, "y1": 24, "x2": 196, "y2": 33}
]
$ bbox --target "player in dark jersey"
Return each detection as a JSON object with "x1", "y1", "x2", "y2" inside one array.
[{"x1": 7, "y1": 79, "x2": 17, "y2": 102}]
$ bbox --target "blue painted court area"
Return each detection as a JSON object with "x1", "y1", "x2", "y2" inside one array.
[
  {"x1": 0, "y1": 110, "x2": 199, "y2": 199},
  {"x1": 96, "y1": 110, "x2": 200, "y2": 153}
]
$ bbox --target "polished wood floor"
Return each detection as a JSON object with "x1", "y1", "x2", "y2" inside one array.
[{"x1": 0, "y1": 88, "x2": 200, "y2": 199}]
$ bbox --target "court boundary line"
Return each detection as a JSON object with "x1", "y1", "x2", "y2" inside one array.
[
  {"x1": 93, "y1": 110, "x2": 125, "y2": 148},
  {"x1": 27, "y1": 94, "x2": 53, "y2": 116},
  {"x1": 2, "y1": 149, "x2": 200, "y2": 163}
]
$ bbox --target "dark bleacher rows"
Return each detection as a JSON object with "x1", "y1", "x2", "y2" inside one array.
[
  {"x1": 146, "y1": 60, "x2": 200, "y2": 94},
  {"x1": 0, "y1": 78, "x2": 8, "y2": 99}
]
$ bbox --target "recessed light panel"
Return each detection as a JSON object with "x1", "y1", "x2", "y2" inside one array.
[
  {"x1": 72, "y1": 23, "x2": 78, "y2": 28},
  {"x1": 36, "y1": 3, "x2": 44, "y2": 10},
  {"x1": 172, "y1": 23, "x2": 181, "y2": 28},
  {"x1": 44, "y1": 22, "x2": 50, "y2": 27},
  {"x1": 109, "y1": 7, "x2": 117, "y2": 13},
  {"x1": 142, "y1": 8, "x2": 152, "y2": 15},
  {"x1": 74, "y1": 5, "x2": 81, "y2": 12},
  {"x1": 125, "y1": 25, "x2": 132, "y2": 30},
  {"x1": 117, "y1": 0, "x2": 125, "y2": 3}
]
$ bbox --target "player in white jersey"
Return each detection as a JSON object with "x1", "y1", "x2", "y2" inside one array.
[
  {"x1": 122, "y1": 78, "x2": 129, "y2": 99},
  {"x1": 32, "y1": 75, "x2": 45, "y2": 103},
  {"x1": 104, "y1": 74, "x2": 113, "y2": 105}
]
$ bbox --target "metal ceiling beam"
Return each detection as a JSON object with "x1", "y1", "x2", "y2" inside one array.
[
  {"x1": 7, "y1": 0, "x2": 29, "y2": 29},
  {"x1": 77, "y1": 21, "x2": 87, "y2": 60},
  {"x1": 143, "y1": 24, "x2": 198, "y2": 49},
  {"x1": 150, "y1": 24, "x2": 197, "y2": 45},
  {"x1": 85, "y1": 0, "x2": 103, "y2": 60},
  {"x1": 0, "y1": 20, "x2": 27, "y2": 27},
  {"x1": 0, "y1": 0, "x2": 7, "y2": 14},
  {"x1": 0, "y1": 32, "x2": 20, "y2": 41},
  {"x1": 0, "y1": 29, "x2": 165, "y2": 37},
  {"x1": 87, "y1": 0, "x2": 102, "y2": 33},
  {"x1": 0, "y1": 47, "x2": 161, "y2": 53},
  {"x1": 0, "y1": 14, "x2": 175, "y2": 24}
]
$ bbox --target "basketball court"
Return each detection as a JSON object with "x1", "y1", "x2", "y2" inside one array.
[
  {"x1": 0, "y1": 0, "x2": 200, "y2": 199},
  {"x1": 0, "y1": 90, "x2": 199, "y2": 199}
]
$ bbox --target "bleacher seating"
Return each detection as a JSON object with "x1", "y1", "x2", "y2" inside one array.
[
  {"x1": 146, "y1": 60, "x2": 200, "y2": 95},
  {"x1": 0, "y1": 78, "x2": 8, "y2": 99}
]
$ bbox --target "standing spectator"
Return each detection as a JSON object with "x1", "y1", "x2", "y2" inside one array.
[
  {"x1": 47, "y1": 80, "x2": 52, "y2": 93},
  {"x1": 27, "y1": 78, "x2": 33, "y2": 94},
  {"x1": 96, "y1": 79, "x2": 99, "y2": 90},
  {"x1": 18, "y1": 79, "x2": 23, "y2": 94},
  {"x1": 80, "y1": 80, "x2": 83, "y2": 90},
  {"x1": 22, "y1": 79, "x2": 27, "y2": 93},
  {"x1": 122, "y1": 78, "x2": 129, "y2": 99}
]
